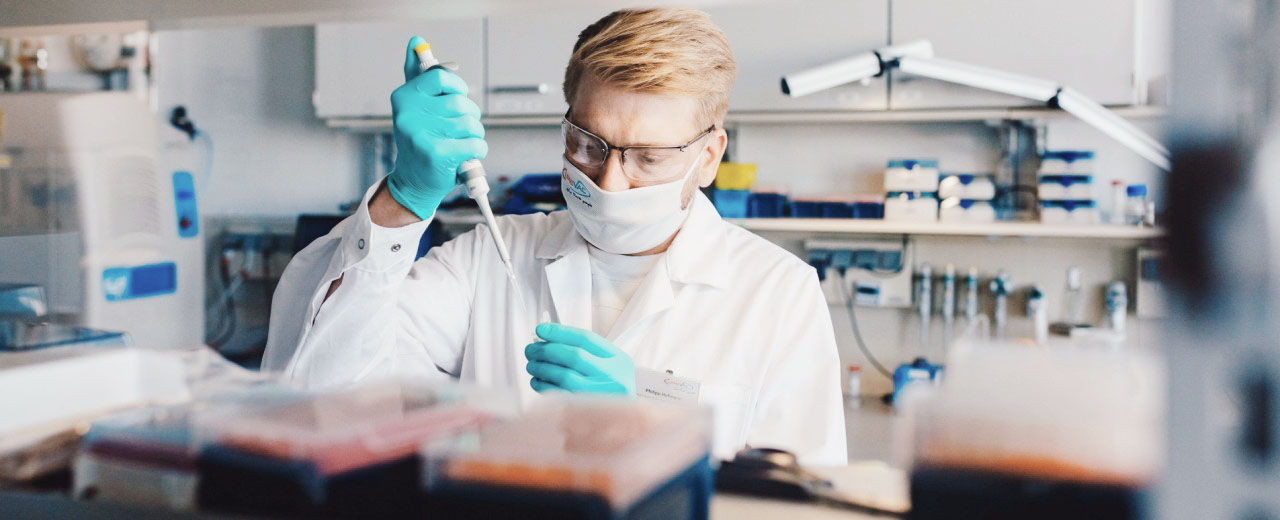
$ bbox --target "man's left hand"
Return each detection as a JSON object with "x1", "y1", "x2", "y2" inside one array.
[{"x1": 524, "y1": 323, "x2": 635, "y2": 396}]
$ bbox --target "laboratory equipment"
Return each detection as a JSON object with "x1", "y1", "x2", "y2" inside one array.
[
  {"x1": 0, "y1": 283, "x2": 48, "y2": 318},
  {"x1": 905, "y1": 342, "x2": 1162, "y2": 519},
  {"x1": 420, "y1": 397, "x2": 713, "y2": 519},
  {"x1": 712, "y1": 189, "x2": 751, "y2": 218},
  {"x1": 73, "y1": 389, "x2": 303, "y2": 510},
  {"x1": 846, "y1": 365, "x2": 862, "y2": 400},
  {"x1": 806, "y1": 239, "x2": 912, "y2": 308},
  {"x1": 1038, "y1": 150, "x2": 1096, "y2": 175},
  {"x1": 1037, "y1": 175, "x2": 1095, "y2": 200},
  {"x1": 747, "y1": 190, "x2": 788, "y2": 218},
  {"x1": 1039, "y1": 200, "x2": 1100, "y2": 225},
  {"x1": 884, "y1": 192, "x2": 939, "y2": 221},
  {"x1": 940, "y1": 265, "x2": 955, "y2": 349},
  {"x1": 0, "y1": 92, "x2": 204, "y2": 348},
  {"x1": 1135, "y1": 249, "x2": 1166, "y2": 319},
  {"x1": 937, "y1": 174, "x2": 996, "y2": 200},
  {"x1": 781, "y1": 43, "x2": 1170, "y2": 171},
  {"x1": 499, "y1": 173, "x2": 566, "y2": 215},
  {"x1": 1026, "y1": 285, "x2": 1047, "y2": 345},
  {"x1": 195, "y1": 382, "x2": 509, "y2": 517},
  {"x1": 938, "y1": 198, "x2": 995, "y2": 223},
  {"x1": 0, "y1": 347, "x2": 189, "y2": 482},
  {"x1": 915, "y1": 264, "x2": 933, "y2": 354},
  {"x1": 714, "y1": 161, "x2": 757, "y2": 190},
  {"x1": 790, "y1": 195, "x2": 882, "y2": 219},
  {"x1": 892, "y1": 357, "x2": 944, "y2": 406},
  {"x1": 712, "y1": 162, "x2": 757, "y2": 219},
  {"x1": 1050, "y1": 266, "x2": 1091, "y2": 336},
  {"x1": 989, "y1": 271, "x2": 1011, "y2": 339},
  {"x1": 413, "y1": 42, "x2": 515, "y2": 280},
  {"x1": 1125, "y1": 185, "x2": 1148, "y2": 226},
  {"x1": 715, "y1": 447, "x2": 909, "y2": 516},
  {"x1": 1105, "y1": 281, "x2": 1127, "y2": 334},
  {"x1": 963, "y1": 268, "x2": 980, "y2": 330},
  {"x1": 0, "y1": 321, "x2": 125, "y2": 351},
  {"x1": 884, "y1": 159, "x2": 941, "y2": 192},
  {"x1": 1109, "y1": 180, "x2": 1128, "y2": 225}
]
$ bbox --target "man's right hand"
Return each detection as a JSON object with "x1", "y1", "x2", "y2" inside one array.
[{"x1": 384, "y1": 35, "x2": 488, "y2": 221}]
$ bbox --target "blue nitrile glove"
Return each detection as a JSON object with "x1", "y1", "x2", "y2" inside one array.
[
  {"x1": 386, "y1": 35, "x2": 488, "y2": 220},
  {"x1": 524, "y1": 323, "x2": 636, "y2": 396}
]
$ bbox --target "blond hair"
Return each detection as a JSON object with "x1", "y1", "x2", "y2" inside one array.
[{"x1": 563, "y1": 8, "x2": 738, "y2": 128}]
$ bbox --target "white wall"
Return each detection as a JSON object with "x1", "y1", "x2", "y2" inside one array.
[{"x1": 153, "y1": 25, "x2": 362, "y2": 217}]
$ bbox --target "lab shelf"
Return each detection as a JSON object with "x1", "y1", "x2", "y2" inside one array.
[
  {"x1": 436, "y1": 210, "x2": 1162, "y2": 240},
  {"x1": 324, "y1": 105, "x2": 1167, "y2": 131},
  {"x1": 728, "y1": 218, "x2": 1165, "y2": 240}
]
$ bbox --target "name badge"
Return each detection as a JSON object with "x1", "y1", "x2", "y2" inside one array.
[{"x1": 635, "y1": 368, "x2": 701, "y2": 404}]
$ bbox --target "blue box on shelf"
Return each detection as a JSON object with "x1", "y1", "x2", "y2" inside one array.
[
  {"x1": 790, "y1": 199, "x2": 823, "y2": 218},
  {"x1": 712, "y1": 189, "x2": 751, "y2": 219},
  {"x1": 746, "y1": 192, "x2": 787, "y2": 218},
  {"x1": 852, "y1": 200, "x2": 885, "y2": 219}
]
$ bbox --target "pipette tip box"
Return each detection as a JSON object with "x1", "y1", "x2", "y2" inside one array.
[
  {"x1": 193, "y1": 382, "x2": 505, "y2": 517},
  {"x1": 419, "y1": 397, "x2": 714, "y2": 520}
]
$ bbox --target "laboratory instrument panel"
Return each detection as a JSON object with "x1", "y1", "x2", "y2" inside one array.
[{"x1": 0, "y1": 92, "x2": 204, "y2": 349}]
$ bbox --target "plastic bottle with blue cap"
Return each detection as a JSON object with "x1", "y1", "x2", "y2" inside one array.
[{"x1": 1125, "y1": 184, "x2": 1148, "y2": 226}]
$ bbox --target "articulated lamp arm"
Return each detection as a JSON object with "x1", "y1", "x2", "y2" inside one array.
[{"x1": 782, "y1": 40, "x2": 1171, "y2": 171}]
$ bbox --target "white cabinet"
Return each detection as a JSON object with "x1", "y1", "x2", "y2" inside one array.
[
  {"x1": 485, "y1": 1, "x2": 889, "y2": 116},
  {"x1": 485, "y1": 9, "x2": 614, "y2": 116},
  {"x1": 708, "y1": 0, "x2": 889, "y2": 112},
  {"x1": 889, "y1": 0, "x2": 1137, "y2": 109},
  {"x1": 314, "y1": 19, "x2": 484, "y2": 118}
]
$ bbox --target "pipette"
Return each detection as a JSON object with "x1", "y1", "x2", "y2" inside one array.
[
  {"x1": 916, "y1": 263, "x2": 932, "y2": 355},
  {"x1": 990, "y1": 270, "x2": 1011, "y2": 339},
  {"x1": 941, "y1": 264, "x2": 955, "y2": 350},
  {"x1": 413, "y1": 42, "x2": 516, "y2": 280}
]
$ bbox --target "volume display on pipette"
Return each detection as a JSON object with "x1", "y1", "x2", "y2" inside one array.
[{"x1": 414, "y1": 42, "x2": 516, "y2": 280}]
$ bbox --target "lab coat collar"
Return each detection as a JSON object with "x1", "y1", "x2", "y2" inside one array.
[{"x1": 535, "y1": 191, "x2": 730, "y2": 290}]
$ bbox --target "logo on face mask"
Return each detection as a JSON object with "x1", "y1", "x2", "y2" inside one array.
[{"x1": 570, "y1": 180, "x2": 591, "y2": 199}]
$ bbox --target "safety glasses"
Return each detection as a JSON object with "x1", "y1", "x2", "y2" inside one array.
[{"x1": 561, "y1": 114, "x2": 714, "y2": 184}]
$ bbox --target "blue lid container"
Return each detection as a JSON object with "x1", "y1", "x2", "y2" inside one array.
[
  {"x1": 747, "y1": 192, "x2": 787, "y2": 218},
  {"x1": 1041, "y1": 150, "x2": 1096, "y2": 163},
  {"x1": 888, "y1": 159, "x2": 940, "y2": 170}
]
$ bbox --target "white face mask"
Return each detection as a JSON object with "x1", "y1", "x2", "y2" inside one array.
[{"x1": 560, "y1": 155, "x2": 700, "y2": 254}]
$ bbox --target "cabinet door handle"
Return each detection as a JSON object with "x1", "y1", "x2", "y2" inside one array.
[{"x1": 490, "y1": 83, "x2": 550, "y2": 94}]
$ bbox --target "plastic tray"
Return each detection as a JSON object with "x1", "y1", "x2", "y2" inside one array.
[
  {"x1": 420, "y1": 397, "x2": 711, "y2": 510},
  {"x1": 195, "y1": 383, "x2": 504, "y2": 475}
]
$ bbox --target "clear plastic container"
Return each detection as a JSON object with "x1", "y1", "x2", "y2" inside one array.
[
  {"x1": 1038, "y1": 150, "x2": 1095, "y2": 175},
  {"x1": 420, "y1": 397, "x2": 712, "y2": 510},
  {"x1": 938, "y1": 174, "x2": 996, "y2": 200},
  {"x1": 904, "y1": 341, "x2": 1164, "y2": 487},
  {"x1": 1125, "y1": 185, "x2": 1148, "y2": 226},
  {"x1": 194, "y1": 382, "x2": 512, "y2": 475},
  {"x1": 885, "y1": 159, "x2": 941, "y2": 192},
  {"x1": 884, "y1": 192, "x2": 939, "y2": 222}
]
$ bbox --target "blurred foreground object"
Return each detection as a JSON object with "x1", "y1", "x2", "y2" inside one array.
[{"x1": 903, "y1": 341, "x2": 1164, "y2": 519}]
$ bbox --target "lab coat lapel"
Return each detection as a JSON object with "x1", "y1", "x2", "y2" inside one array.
[
  {"x1": 610, "y1": 192, "x2": 728, "y2": 343},
  {"x1": 543, "y1": 245, "x2": 592, "y2": 331},
  {"x1": 607, "y1": 258, "x2": 675, "y2": 342}
]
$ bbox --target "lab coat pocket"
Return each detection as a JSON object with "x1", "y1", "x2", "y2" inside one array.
[{"x1": 698, "y1": 382, "x2": 752, "y2": 460}]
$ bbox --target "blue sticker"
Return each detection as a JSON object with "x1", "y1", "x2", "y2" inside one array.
[
  {"x1": 102, "y1": 263, "x2": 177, "y2": 301},
  {"x1": 173, "y1": 171, "x2": 200, "y2": 238}
]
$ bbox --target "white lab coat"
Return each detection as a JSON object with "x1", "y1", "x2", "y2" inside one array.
[{"x1": 263, "y1": 179, "x2": 848, "y2": 465}]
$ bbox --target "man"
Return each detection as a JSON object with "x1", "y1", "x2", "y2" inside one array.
[{"x1": 263, "y1": 8, "x2": 846, "y2": 465}]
